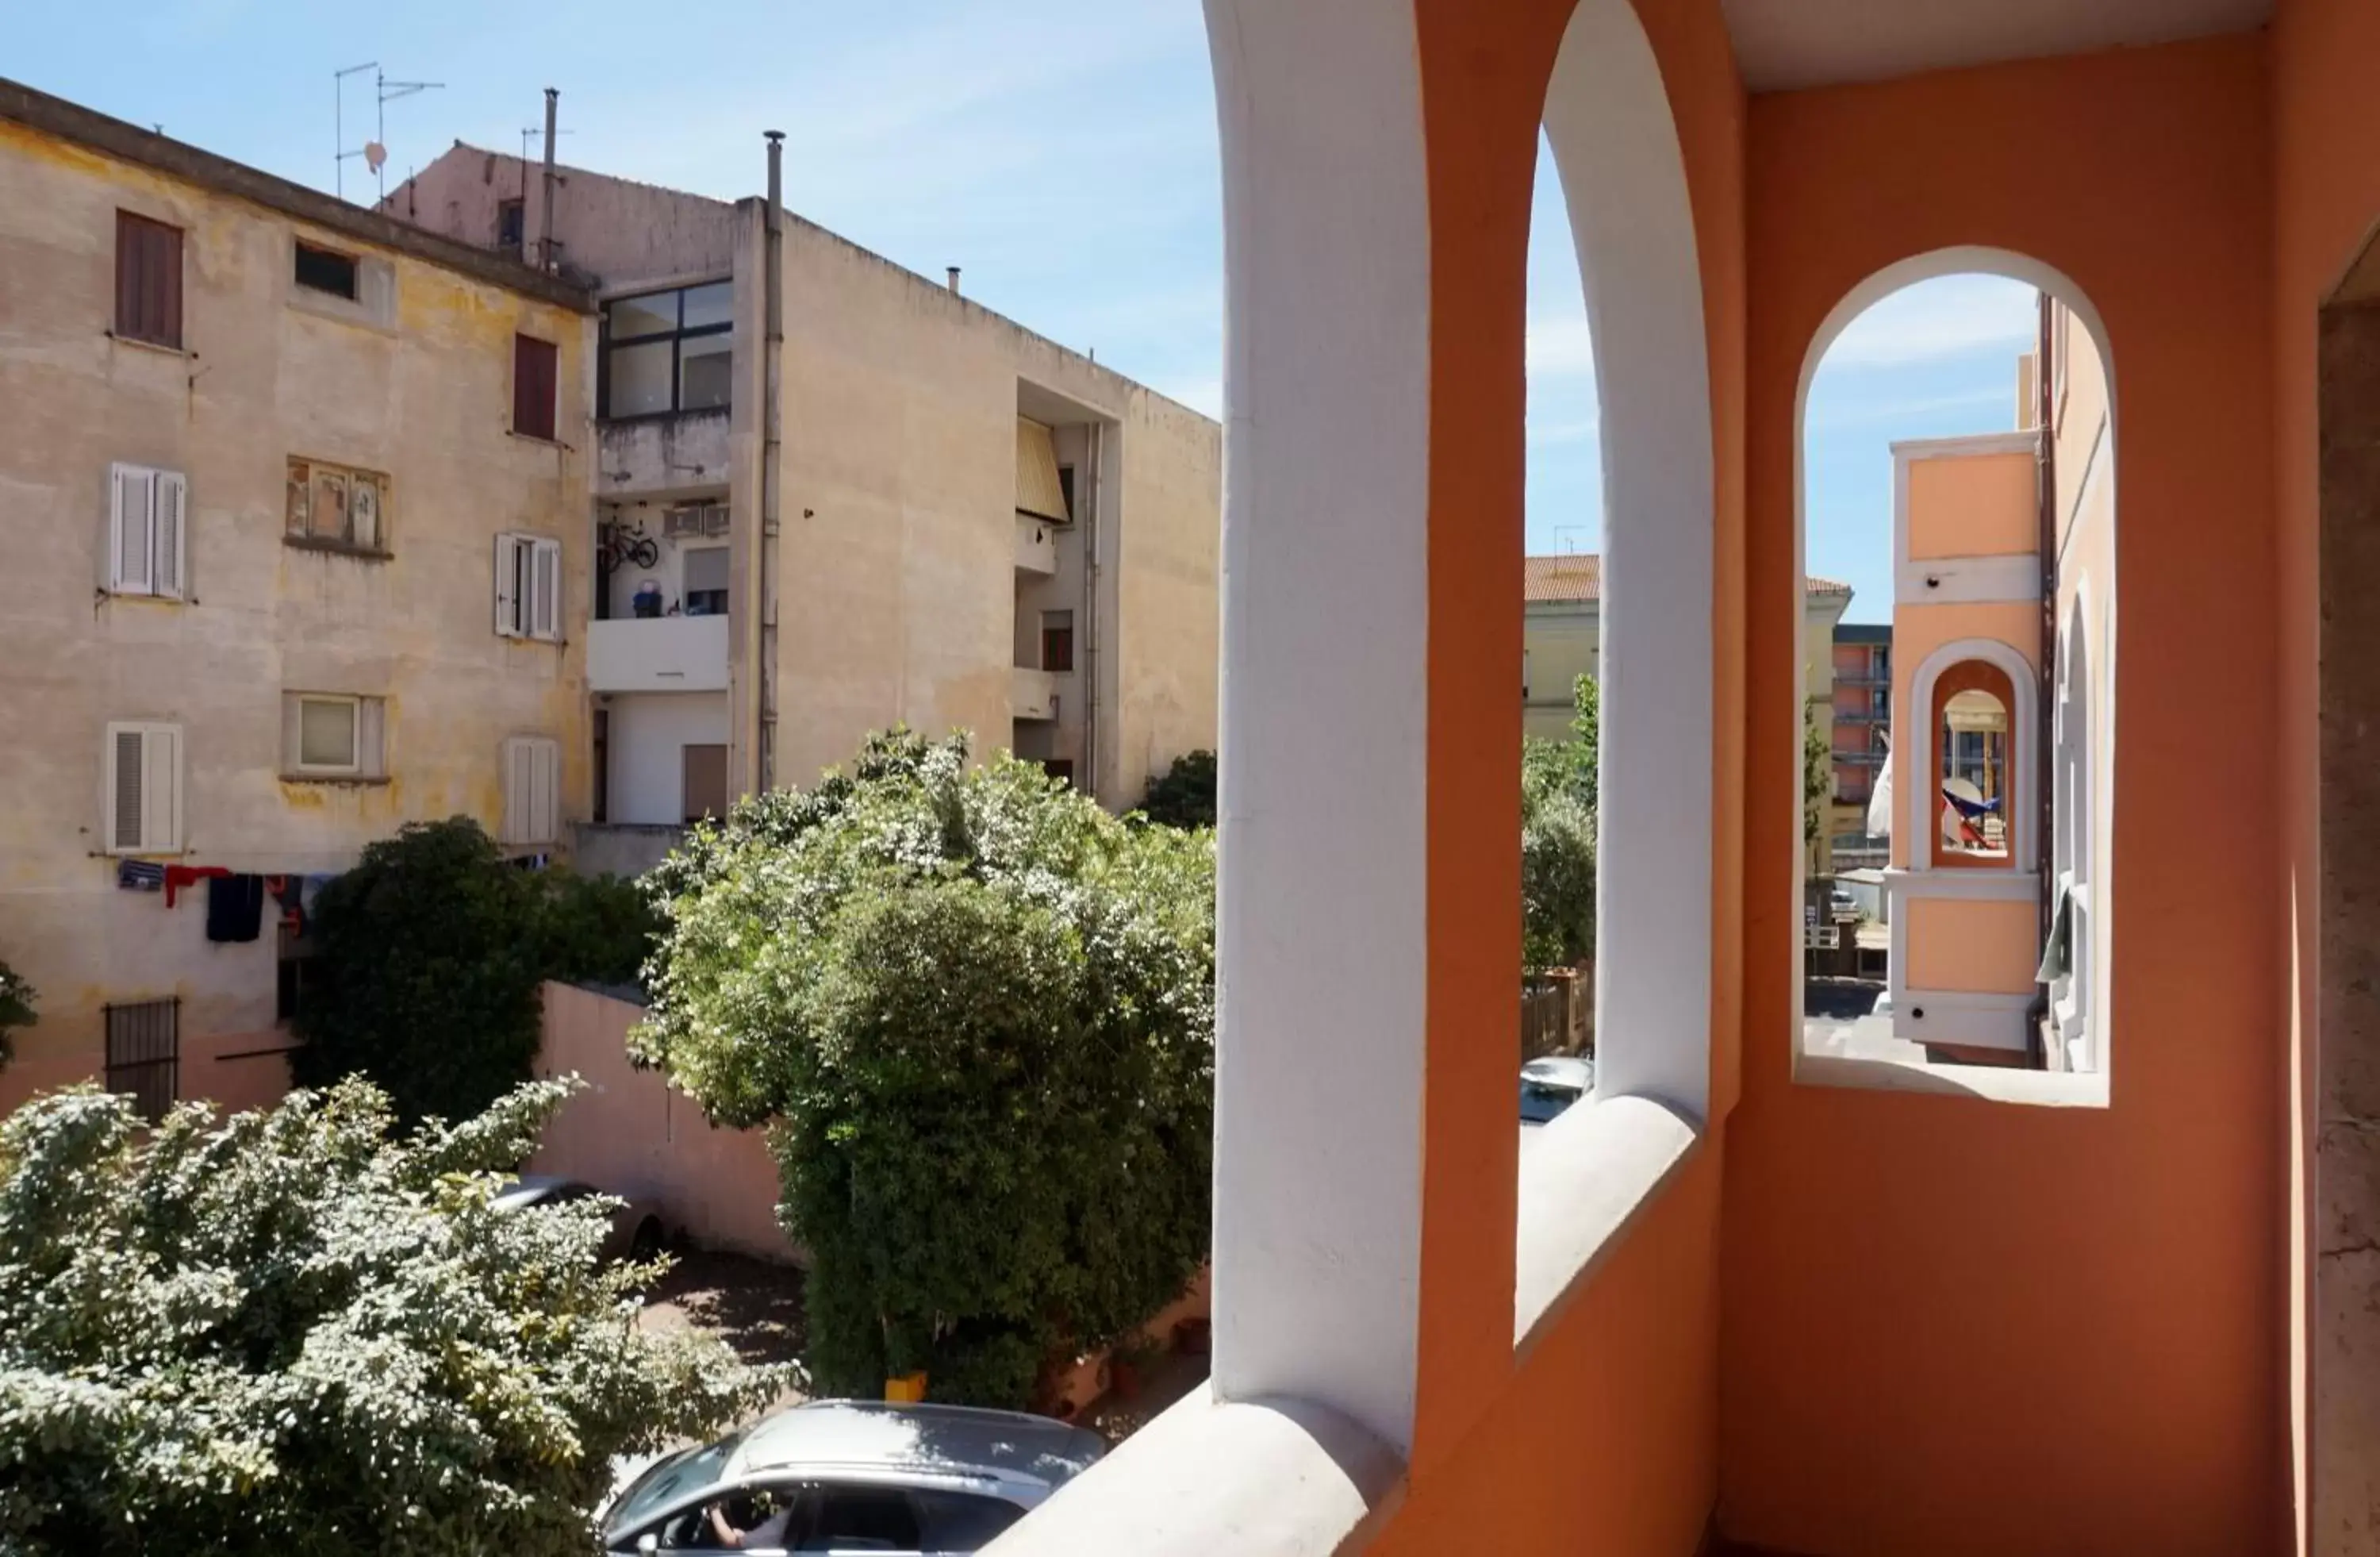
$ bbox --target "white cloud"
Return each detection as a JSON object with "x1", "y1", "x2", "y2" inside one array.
[
  {"x1": 1820, "y1": 275, "x2": 2037, "y2": 370},
  {"x1": 1528, "y1": 413, "x2": 1600, "y2": 448},
  {"x1": 1527, "y1": 312, "x2": 1597, "y2": 379},
  {"x1": 1806, "y1": 386, "x2": 2013, "y2": 429}
]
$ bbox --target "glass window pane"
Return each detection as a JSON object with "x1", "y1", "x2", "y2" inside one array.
[
  {"x1": 679, "y1": 334, "x2": 732, "y2": 411},
  {"x1": 679, "y1": 281, "x2": 733, "y2": 331},
  {"x1": 300, "y1": 700, "x2": 356, "y2": 768},
  {"x1": 607, "y1": 340, "x2": 674, "y2": 417},
  {"x1": 606, "y1": 290, "x2": 678, "y2": 340}
]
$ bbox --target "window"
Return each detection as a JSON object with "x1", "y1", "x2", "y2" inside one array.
[
  {"x1": 494, "y1": 532, "x2": 563, "y2": 640},
  {"x1": 285, "y1": 458, "x2": 388, "y2": 553},
  {"x1": 276, "y1": 921, "x2": 316, "y2": 1025},
  {"x1": 682, "y1": 546, "x2": 730, "y2": 617},
  {"x1": 114, "y1": 210, "x2": 182, "y2": 348},
  {"x1": 513, "y1": 333, "x2": 559, "y2": 440},
  {"x1": 294, "y1": 241, "x2": 359, "y2": 300},
  {"x1": 1042, "y1": 758, "x2": 1076, "y2": 788},
  {"x1": 599, "y1": 282, "x2": 732, "y2": 417},
  {"x1": 1928, "y1": 659, "x2": 2017, "y2": 867},
  {"x1": 282, "y1": 693, "x2": 386, "y2": 779},
  {"x1": 1058, "y1": 463, "x2": 1078, "y2": 522},
  {"x1": 104, "y1": 998, "x2": 178, "y2": 1124},
  {"x1": 497, "y1": 198, "x2": 525, "y2": 256},
  {"x1": 107, "y1": 463, "x2": 186, "y2": 599},
  {"x1": 1042, "y1": 609, "x2": 1076, "y2": 673},
  {"x1": 502, "y1": 735, "x2": 561, "y2": 847},
  {"x1": 104, "y1": 721, "x2": 182, "y2": 855},
  {"x1": 682, "y1": 743, "x2": 727, "y2": 823}
]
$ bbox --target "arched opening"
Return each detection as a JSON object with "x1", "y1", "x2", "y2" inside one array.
[{"x1": 1794, "y1": 251, "x2": 2116, "y2": 1079}]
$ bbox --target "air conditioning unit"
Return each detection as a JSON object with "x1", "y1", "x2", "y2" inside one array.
[
  {"x1": 700, "y1": 503, "x2": 730, "y2": 537},
  {"x1": 662, "y1": 506, "x2": 704, "y2": 540}
]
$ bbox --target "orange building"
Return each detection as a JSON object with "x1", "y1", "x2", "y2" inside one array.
[{"x1": 990, "y1": 1, "x2": 2380, "y2": 1555}]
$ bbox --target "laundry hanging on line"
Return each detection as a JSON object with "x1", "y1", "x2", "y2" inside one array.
[
  {"x1": 163, "y1": 863, "x2": 229, "y2": 909},
  {"x1": 206, "y1": 874, "x2": 267, "y2": 944},
  {"x1": 116, "y1": 859, "x2": 166, "y2": 892}
]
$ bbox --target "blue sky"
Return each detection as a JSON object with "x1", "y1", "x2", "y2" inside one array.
[{"x1": 15, "y1": 1, "x2": 2036, "y2": 625}]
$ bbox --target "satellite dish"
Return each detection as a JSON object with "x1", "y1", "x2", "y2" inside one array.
[{"x1": 364, "y1": 140, "x2": 387, "y2": 171}]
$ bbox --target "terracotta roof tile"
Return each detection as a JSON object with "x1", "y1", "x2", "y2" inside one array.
[{"x1": 1525, "y1": 553, "x2": 1849, "y2": 603}]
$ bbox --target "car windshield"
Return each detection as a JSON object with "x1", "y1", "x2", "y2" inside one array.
[
  {"x1": 605, "y1": 1436, "x2": 743, "y2": 1537},
  {"x1": 1519, "y1": 1079, "x2": 1583, "y2": 1123}
]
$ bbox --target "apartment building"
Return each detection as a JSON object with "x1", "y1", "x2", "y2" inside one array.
[
  {"x1": 1524, "y1": 552, "x2": 1850, "y2": 869},
  {"x1": 1827, "y1": 623, "x2": 1891, "y2": 869},
  {"x1": 382, "y1": 138, "x2": 1220, "y2": 874},
  {"x1": 0, "y1": 81, "x2": 596, "y2": 1116}
]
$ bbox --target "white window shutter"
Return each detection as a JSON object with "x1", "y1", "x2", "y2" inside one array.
[
  {"x1": 531, "y1": 539, "x2": 562, "y2": 640},
  {"x1": 501, "y1": 736, "x2": 528, "y2": 844},
  {"x1": 111, "y1": 726, "x2": 145, "y2": 850},
  {"x1": 493, "y1": 534, "x2": 521, "y2": 637},
  {"x1": 143, "y1": 726, "x2": 180, "y2": 853},
  {"x1": 532, "y1": 737, "x2": 559, "y2": 844},
  {"x1": 110, "y1": 464, "x2": 152, "y2": 594},
  {"x1": 152, "y1": 473, "x2": 186, "y2": 600}
]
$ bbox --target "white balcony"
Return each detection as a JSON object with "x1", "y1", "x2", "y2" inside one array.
[
  {"x1": 1012, "y1": 665, "x2": 1061, "y2": 721},
  {"x1": 589, "y1": 615, "x2": 729, "y2": 694},
  {"x1": 597, "y1": 409, "x2": 732, "y2": 498},
  {"x1": 1015, "y1": 513, "x2": 1059, "y2": 575}
]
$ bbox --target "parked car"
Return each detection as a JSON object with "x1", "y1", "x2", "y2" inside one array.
[
  {"x1": 493, "y1": 1174, "x2": 665, "y2": 1263},
  {"x1": 1519, "y1": 1054, "x2": 1595, "y2": 1125},
  {"x1": 598, "y1": 1400, "x2": 1106, "y2": 1555}
]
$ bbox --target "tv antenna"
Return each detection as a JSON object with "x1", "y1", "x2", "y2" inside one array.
[
  {"x1": 1552, "y1": 524, "x2": 1596, "y2": 555},
  {"x1": 335, "y1": 62, "x2": 444, "y2": 204}
]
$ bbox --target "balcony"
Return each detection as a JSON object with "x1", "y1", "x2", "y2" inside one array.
[
  {"x1": 1016, "y1": 514, "x2": 1059, "y2": 575},
  {"x1": 587, "y1": 615, "x2": 729, "y2": 694},
  {"x1": 596, "y1": 409, "x2": 731, "y2": 498},
  {"x1": 1012, "y1": 666, "x2": 1062, "y2": 721}
]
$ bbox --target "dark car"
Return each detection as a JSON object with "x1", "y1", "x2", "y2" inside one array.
[
  {"x1": 599, "y1": 1400, "x2": 1106, "y2": 1554},
  {"x1": 1519, "y1": 1055, "x2": 1595, "y2": 1125}
]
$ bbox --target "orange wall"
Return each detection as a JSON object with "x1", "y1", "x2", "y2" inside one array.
[
  {"x1": 1731, "y1": 37, "x2": 2281, "y2": 1557},
  {"x1": 1368, "y1": 0, "x2": 1746, "y2": 1546},
  {"x1": 1902, "y1": 898, "x2": 2040, "y2": 994},
  {"x1": 1906, "y1": 450, "x2": 2036, "y2": 559},
  {"x1": 2271, "y1": 0, "x2": 2380, "y2": 1543}
]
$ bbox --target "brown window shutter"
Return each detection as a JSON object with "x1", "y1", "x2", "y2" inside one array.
[
  {"x1": 513, "y1": 334, "x2": 558, "y2": 440},
  {"x1": 115, "y1": 212, "x2": 182, "y2": 348},
  {"x1": 158, "y1": 221, "x2": 182, "y2": 348}
]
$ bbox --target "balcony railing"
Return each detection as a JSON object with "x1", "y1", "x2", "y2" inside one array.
[
  {"x1": 1012, "y1": 665, "x2": 1062, "y2": 721},
  {"x1": 1016, "y1": 514, "x2": 1059, "y2": 575},
  {"x1": 588, "y1": 614, "x2": 729, "y2": 694}
]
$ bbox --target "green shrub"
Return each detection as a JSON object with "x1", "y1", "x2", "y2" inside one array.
[
  {"x1": 536, "y1": 869, "x2": 662, "y2": 988},
  {"x1": 0, "y1": 959, "x2": 33, "y2": 1071},
  {"x1": 290, "y1": 818, "x2": 545, "y2": 1125},
  {"x1": 636, "y1": 729, "x2": 1215, "y2": 1407},
  {"x1": 1138, "y1": 748, "x2": 1217, "y2": 830},
  {"x1": 0, "y1": 1077, "x2": 785, "y2": 1556}
]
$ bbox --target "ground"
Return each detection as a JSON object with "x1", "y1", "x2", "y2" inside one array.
[{"x1": 1801, "y1": 975, "x2": 1926, "y2": 1063}]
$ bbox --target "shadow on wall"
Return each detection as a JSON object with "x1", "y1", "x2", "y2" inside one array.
[{"x1": 533, "y1": 980, "x2": 794, "y2": 1263}]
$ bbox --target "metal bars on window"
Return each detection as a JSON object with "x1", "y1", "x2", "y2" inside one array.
[{"x1": 104, "y1": 997, "x2": 179, "y2": 1124}]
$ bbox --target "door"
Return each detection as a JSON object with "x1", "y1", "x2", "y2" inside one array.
[{"x1": 682, "y1": 743, "x2": 727, "y2": 824}]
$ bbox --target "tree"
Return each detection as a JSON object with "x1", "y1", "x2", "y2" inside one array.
[
  {"x1": 290, "y1": 821, "x2": 659, "y2": 1125},
  {"x1": 0, "y1": 1077, "x2": 785, "y2": 1557},
  {"x1": 1805, "y1": 698, "x2": 1832, "y2": 850},
  {"x1": 0, "y1": 959, "x2": 33, "y2": 1071},
  {"x1": 290, "y1": 819, "x2": 547, "y2": 1125},
  {"x1": 636, "y1": 729, "x2": 1215, "y2": 1408},
  {"x1": 1139, "y1": 748, "x2": 1217, "y2": 830},
  {"x1": 1520, "y1": 675, "x2": 1598, "y2": 972}
]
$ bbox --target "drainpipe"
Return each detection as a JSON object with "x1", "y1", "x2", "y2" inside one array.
[
  {"x1": 758, "y1": 131, "x2": 785, "y2": 794},
  {"x1": 2029, "y1": 290, "x2": 2058, "y2": 1067},
  {"x1": 537, "y1": 88, "x2": 560, "y2": 271},
  {"x1": 1082, "y1": 421, "x2": 1103, "y2": 800}
]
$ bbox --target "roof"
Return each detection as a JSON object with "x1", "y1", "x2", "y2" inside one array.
[
  {"x1": 731, "y1": 1402, "x2": 1104, "y2": 1490},
  {"x1": 1834, "y1": 623, "x2": 1892, "y2": 644},
  {"x1": 0, "y1": 78, "x2": 594, "y2": 313},
  {"x1": 1525, "y1": 554, "x2": 1852, "y2": 605}
]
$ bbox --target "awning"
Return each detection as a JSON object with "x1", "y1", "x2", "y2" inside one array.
[{"x1": 1015, "y1": 416, "x2": 1071, "y2": 522}]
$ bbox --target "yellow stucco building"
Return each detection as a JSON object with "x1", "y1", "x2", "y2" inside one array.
[{"x1": 0, "y1": 81, "x2": 598, "y2": 1115}]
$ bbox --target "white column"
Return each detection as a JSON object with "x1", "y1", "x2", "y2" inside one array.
[{"x1": 1204, "y1": 0, "x2": 1432, "y2": 1456}]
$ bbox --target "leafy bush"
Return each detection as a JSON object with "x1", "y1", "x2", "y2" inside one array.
[
  {"x1": 0, "y1": 959, "x2": 33, "y2": 1071},
  {"x1": 1138, "y1": 748, "x2": 1217, "y2": 830},
  {"x1": 291, "y1": 818, "x2": 546, "y2": 1125},
  {"x1": 0, "y1": 1077, "x2": 785, "y2": 1556},
  {"x1": 637, "y1": 729, "x2": 1215, "y2": 1407},
  {"x1": 1522, "y1": 675, "x2": 1598, "y2": 972},
  {"x1": 536, "y1": 868, "x2": 662, "y2": 988}
]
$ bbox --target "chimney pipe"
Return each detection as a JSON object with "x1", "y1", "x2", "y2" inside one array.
[
  {"x1": 946, "y1": 266, "x2": 962, "y2": 294},
  {"x1": 537, "y1": 87, "x2": 560, "y2": 271}
]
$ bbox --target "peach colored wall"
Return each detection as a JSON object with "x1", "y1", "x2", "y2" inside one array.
[
  {"x1": 532, "y1": 981, "x2": 793, "y2": 1263},
  {"x1": 1733, "y1": 36, "x2": 2280, "y2": 1557},
  {"x1": 1902, "y1": 898, "x2": 2040, "y2": 994},
  {"x1": 2271, "y1": 2, "x2": 2380, "y2": 1542},
  {"x1": 1907, "y1": 450, "x2": 2037, "y2": 559}
]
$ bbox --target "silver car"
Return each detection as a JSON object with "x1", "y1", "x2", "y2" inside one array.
[
  {"x1": 493, "y1": 1174, "x2": 666, "y2": 1263},
  {"x1": 598, "y1": 1401, "x2": 1105, "y2": 1554}
]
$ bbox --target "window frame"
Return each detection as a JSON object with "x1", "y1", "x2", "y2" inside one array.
[
  {"x1": 502, "y1": 734, "x2": 562, "y2": 848},
  {"x1": 113, "y1": 210, "x2": 183, "y2": 350},
  {"x1": 512, "y1": 333, "x2": 560, "y2": 442},
  {"x1": 494, "y1": 532, "x2": 564, "y2": 642},
  {"x1": 103, "y1": 721, "x2": 183, "y2": 856},
  {"x1": 293, "y1": 694, "x2": 364, "y2": 776},
  {"x1": 107, "y1": 462, "x2": 187, "y2": 600},
  {"x1": 1041, "y1": 610, "x2": 1076, "y2": 674},
  {"x1": 597, "y1": 281, "x2": 734, "y2": 421},
  {"x1": 285, "y1": 456, "x2": 391, "y2": 556},
  {"x1": 293, "y1": 240, "x2": 360, "y2": 301}
]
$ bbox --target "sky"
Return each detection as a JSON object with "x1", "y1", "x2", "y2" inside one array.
[{"x1": 13, "y1": 1, "x2": 2040, "y2": 625}]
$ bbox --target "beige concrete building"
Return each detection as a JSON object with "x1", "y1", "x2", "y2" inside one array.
[
  {"x1": 1524, "y1": 553, "x2": 1850, "y2": 870},
  {"x1": 0, "y1": 81, "x2": 597, "y2": 1116},
  {"x1": 382, "y1": 140, "x2": 1221, "y2": 873}
]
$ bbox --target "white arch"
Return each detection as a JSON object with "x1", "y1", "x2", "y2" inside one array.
[
  {"x1": 1543, "y1": 0, "x2": 1714, "y2": 1121},
  {"x1": 2054, "y1": 579, "x2": 2098, "y2": 1072},
  {"x1": 1904, "y1": 636, "x2": 2041, "y2": 875}
]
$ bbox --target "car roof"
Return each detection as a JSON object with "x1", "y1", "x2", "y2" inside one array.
[
  {"x1": 727, "y1": 1401, "x2": 1104, "y2": 1494},
  {"x1": 1521, "y1": 1055, "x2": 1594, "y2": 1088},
  {"x1": 491, "y1": 1173, "x2": 584, "y2": 1208}
]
